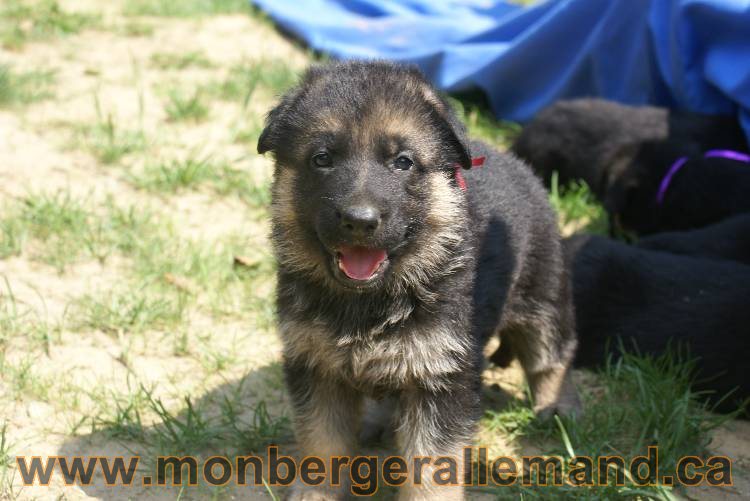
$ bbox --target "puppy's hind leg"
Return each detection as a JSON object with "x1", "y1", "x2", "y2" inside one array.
[{"x1": 501, "y1": 307, "x2": 580, "y2": 418}]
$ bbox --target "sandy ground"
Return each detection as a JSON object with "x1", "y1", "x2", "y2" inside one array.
[{"x1": 0, "y1": 2, "x2": 748, "y2": 500}]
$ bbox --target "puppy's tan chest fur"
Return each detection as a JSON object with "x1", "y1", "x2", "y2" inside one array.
[{"x1": 281, "y1": 320, "x2": 468, "y2": 392}]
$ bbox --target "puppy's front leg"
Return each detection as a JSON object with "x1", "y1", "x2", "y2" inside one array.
[
  {"x1": 284, "y1": 361, "x2": 362, "y2": 501},
  {"x1": 395, "y1": 386, "x2": 477, "y2": 501}
]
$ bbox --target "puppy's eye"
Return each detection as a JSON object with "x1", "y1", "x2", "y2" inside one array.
[
  {"x1": 312, "y1": 152, "x2": 332, "y2": 168},
  {"x1": 394, "y1": 155, "x2": 413, "y2": 171}
]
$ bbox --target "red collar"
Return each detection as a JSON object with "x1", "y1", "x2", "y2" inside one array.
[{"x1": 454, "y1": 156, "x2": 486, "y2": 190}]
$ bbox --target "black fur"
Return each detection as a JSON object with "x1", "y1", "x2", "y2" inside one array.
[
  {"x1": 638, "y1": 213, "x2": 750, "y2": 265},
  {"x1": 512, "y1": 98, "x2": 747, "y2": 201},
  {"x1": 566, "y1": 234, "x2": 750, "y2": 416},
  {"x1": 259, "y1": 60, "x2": 578, "y2": 498},
  {"x1": 605, "y1": 141, "x2": 750, "y2": 235}
]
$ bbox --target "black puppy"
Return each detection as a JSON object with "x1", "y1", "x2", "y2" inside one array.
[
  {"x1": 258, "y1": 60, "x2": 579, "y2": 499},
  {"x1": 566, "y1": 234, "x2": 750, "y2": 416},
  {"x1": 638, "y1": 213, "x2": 750, "y2": 265},
  {"x1": 605, "y1": 142, "x2": 750, "y2": 235},
  {"x1": 512, "y1": 98, "x2": 747, "y2": 200}
]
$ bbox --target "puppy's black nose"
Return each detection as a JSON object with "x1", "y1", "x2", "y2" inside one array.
[{"x1": 339, "y1": 205, "x2": 381, "y2": 234}]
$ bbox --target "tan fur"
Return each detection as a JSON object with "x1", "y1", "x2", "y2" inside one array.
[
  {"x1": 270, "y1": 167, "x2": 328, "y2": 282},
  {"x1": 390, "y1": 172, "x2": 468, "y2": 301},
  {"x1": 293, "y1": 378, "x2": 361, "y2": 457},
  {"x1": 527, "y1": 367, "x2": 580, "y2": 417},
  {"x1": 396, "y1": 390, "x2": 470, "y2": 501},
  {"x1": 288, "y1": 377, "x2": 360, "y2": 500},
  {"x1": 281, "y1": 319, "x2": 469, "y2": 392}
]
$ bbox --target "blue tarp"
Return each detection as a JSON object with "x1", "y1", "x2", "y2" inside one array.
[{"x1": 250, "y1": 0, "x2": 750, "y2": 143}]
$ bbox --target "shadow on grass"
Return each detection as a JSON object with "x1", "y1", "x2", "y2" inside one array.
[
  {"x1": 56, "y1": 361, "x2": 290, "y2": 499},
  {"x1": 51, "y1": 348, "x2": 736, "y2": 500}
]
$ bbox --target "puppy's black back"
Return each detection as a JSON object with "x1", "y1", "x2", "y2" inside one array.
[
  {"x1": 566, "y1": 234, "x2": 750, "y2": 415},
  {"x1": 638, "y1": 214, "x2": 750, "y2": 265},
  {"x1": 462, "y1": 141, "x2": 565, "y2": 344}
]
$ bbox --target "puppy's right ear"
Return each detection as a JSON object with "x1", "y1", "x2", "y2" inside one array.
[
  {"x1": 257, "y1": 65, "x2": 324, "y2": 155},
  {"x1": 257, "y1": 94, "x2": 293, "y2": 155}
]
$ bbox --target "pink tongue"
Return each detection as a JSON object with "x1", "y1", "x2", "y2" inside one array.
[{"x1": 338, "y1": 246, "x2": 387, "y2": 280}]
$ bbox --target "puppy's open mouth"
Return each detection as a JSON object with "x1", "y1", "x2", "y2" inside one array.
[{"x1": 335, "y1": 246, "x2": 388, "y2": 282}]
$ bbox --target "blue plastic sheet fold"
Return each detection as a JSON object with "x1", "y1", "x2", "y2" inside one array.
[{"x1": 251, "y1": 0, "x2": 750, "y2": 142}]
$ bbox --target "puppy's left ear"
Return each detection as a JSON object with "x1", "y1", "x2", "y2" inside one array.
[{"x1": 439, "y1": 102, "x2": 473, "y2": 170}]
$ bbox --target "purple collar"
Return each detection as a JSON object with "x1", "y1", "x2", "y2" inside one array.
[{"x1": 655, "y1": 149, "x2": 750, "y2": 205}]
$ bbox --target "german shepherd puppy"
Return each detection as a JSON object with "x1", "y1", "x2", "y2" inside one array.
[
  {"x1": 604, "y1": 141, "x2": 750, "y2": 235},
  {"x1": 258, "y1": 61, "x2": 579, "y2": 500},
  {"x1": 512, "y1": 98, "x2": 747, "y2": 201}
]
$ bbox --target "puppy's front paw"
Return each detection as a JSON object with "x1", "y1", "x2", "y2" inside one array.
[
  {"x1": 534, "y1": 390, "x2": 581, "y2": 419},
  {"x1": 530, "y1": 368, "x2": 582, "y2": 419}
]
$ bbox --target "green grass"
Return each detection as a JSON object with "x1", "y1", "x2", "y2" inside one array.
[
  {"x1": 96, "y1": 383, "x2": 290, "y2": 458},
  {"x1": 0, "y1": 193, "x2": 157, "y2": 270},
  {"x1": 0, "y1": 422, "x2": 14, "y2": 496},
  {"x1": 76, "y1": 98, "x2": 146, "y2": 164},
  {"x1": 0, "y1": 355, "x2": 56, "y2": 401},
  {"x1": 130, "y1": 156, "x2": 217, "y2": 192},
  {"x1": 479, "y1": 346, "x2": 735, "y2": 499},
  {"x1": 482, "y1": 400, "x2": 535, "y2": 443},
  {"x1": 71, "y1": 285, "x2": 187, "y2": 335},
  {"x1": 0, "y1": 213, "x2": 24, "y2": 259},
  {"x1": 150, "y1": 50, "x2": 214, "y2": 70},
  {"x1": 0, "y1": 189, "x2": 272, "y2": 320},
  {"x1": 0, "y1": 65, "x2": 55, "y2": 107},
  {"x1": 0, "y1": 280, "x2": 22, "y2": 347},
  {"x1": 0, "y1": 0, "x2": 99, "y2": 49},
  {"x1": 450, "y1": 97, "x2": 522, "y2": 149},
  {"x1": 128, "y1": 155, "x2": 271, "y2": 207},
  {"x1": 463, "y1": 105, "x2": 521, "y2": 149},
  {"x1": 213, "y1": 163, "x2": 272, "y2": 208},
  {"x1": 165, "y1": 88, "x2": 209, "y2": 122},
  {"x1": 230, "y1": 115, "x2": 264, "y2": 146},
  {"x1": 197, "y1": 343, "x2": 238, "y2": 372},
  {"x1": 549, "y1": 172, "x2": 609, "y2": 235},
  {"x1": 0, "y1": 278, "x2": 61, "y2": 353},
  {"x1": 131, "y1": 236, "x2": 234, "y2": 291},
  {"x1": 1, "y1": 190, "x2": 274, "y2": 342},
  {"x1": 210, "y1": 59, "x2": 299, "y2": 105},
  {"x1": 123, "y1": 0, "x2": 251, "y2": 17},
  {"x1": 126, "y1": 229, "x2": 275, "y2": 318},
  {"x1": 0, "y1": 192, "x2": 92, "y2": 270},
  {"x1": 117, "y1": 20, "x2": 155, "y2": 37},
  {"x1": 0, "y1": 188, "x2": 272, "y2": 327}
]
